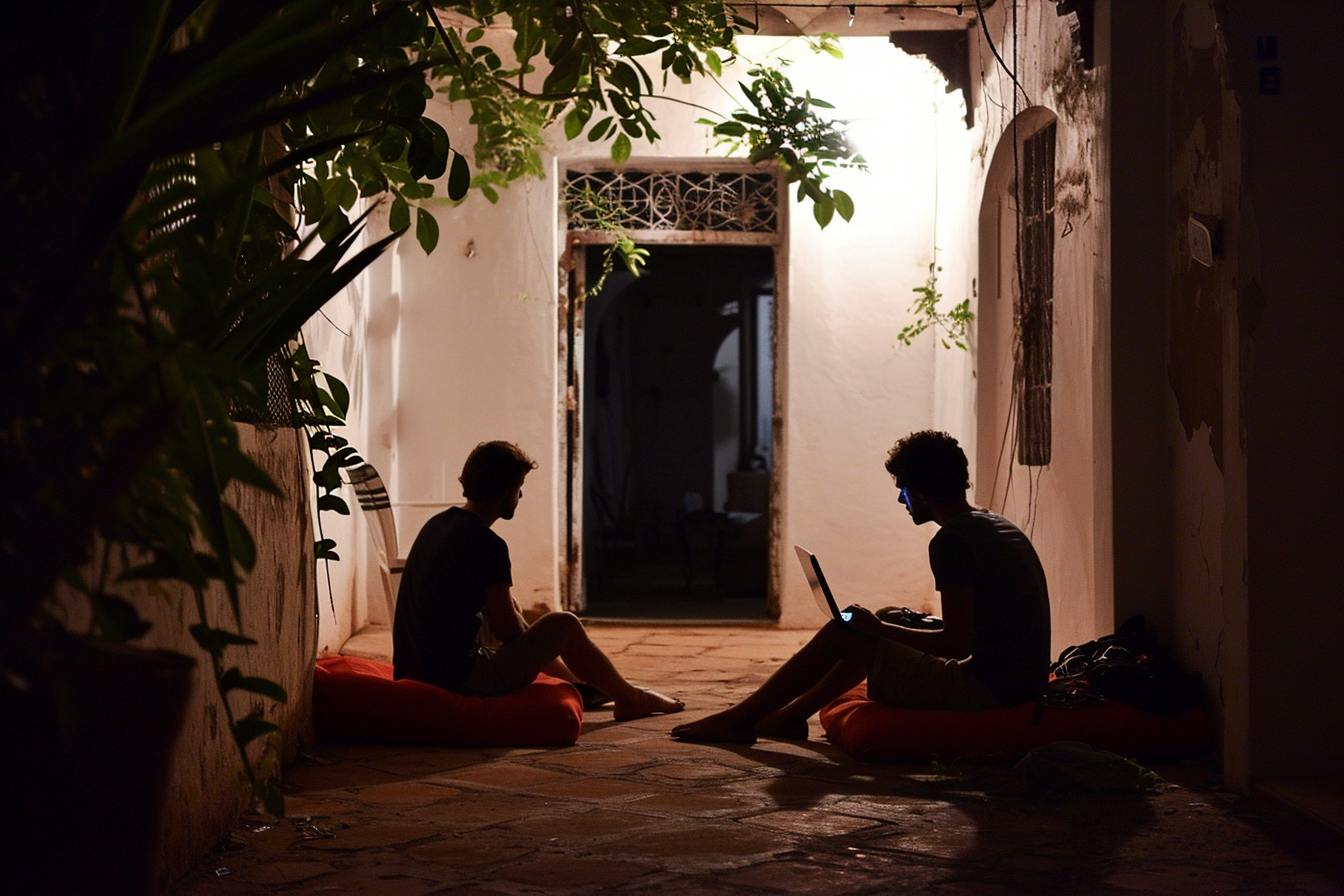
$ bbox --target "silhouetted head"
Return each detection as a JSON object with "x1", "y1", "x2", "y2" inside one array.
[
  {"x1": 460, "y1": 441, "x2": 538, "y2": 503},
  {"x1": 884, "y1": 431, "x2": 970, "y2": 502}
]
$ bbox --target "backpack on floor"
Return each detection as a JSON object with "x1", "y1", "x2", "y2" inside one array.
[{"x1": 1042, "y1": 614, "x2": 1205, "y2": 716}]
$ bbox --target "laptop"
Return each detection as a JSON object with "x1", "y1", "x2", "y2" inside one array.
[{"x1": 794, "y1": 545, "x2": 852, "y2": 623}]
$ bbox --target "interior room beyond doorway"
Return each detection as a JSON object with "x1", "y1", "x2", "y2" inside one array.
[{"x1": 579, "y1": 244, "x2": 775, "y2": 620}]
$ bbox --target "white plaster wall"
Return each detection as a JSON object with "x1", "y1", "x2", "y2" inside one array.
[
  {"x1": 961, "y1": 3, "x2": 1112, "y2": 656},
  {"x1": 768, "y1": 40, "x2": 975, "y2": 626}
]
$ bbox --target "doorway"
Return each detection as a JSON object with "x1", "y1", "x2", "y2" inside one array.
[{"x1": 577, "y1": 244, "x2": 775, "y2": 619}]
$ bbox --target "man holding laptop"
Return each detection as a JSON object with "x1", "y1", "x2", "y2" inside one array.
[{"x1": 671, "y1": 430, "x2": 1050, "y2": 743}]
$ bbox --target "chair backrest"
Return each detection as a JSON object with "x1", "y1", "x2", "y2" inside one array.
[{"x1": 344, "y1": 462, "x2": 402, "y2": 575}]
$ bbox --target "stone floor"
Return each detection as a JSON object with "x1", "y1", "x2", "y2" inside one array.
[{"x1": 174, "y1": 625, "x2": 1344, "y2": 895}]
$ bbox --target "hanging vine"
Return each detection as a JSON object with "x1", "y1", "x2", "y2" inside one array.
[{"x1": 897, "y1": 264, "x2": 975, "y2": 351}]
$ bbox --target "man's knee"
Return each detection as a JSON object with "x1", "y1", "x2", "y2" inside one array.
[
  {"x1": 533, "y1": 610, "x2": 582, "y2": 639},
  {"x1": 816, "y1": 618, "x2": 868, "y2": 652},
  {"x1": 819, "y1": 619, "x2": 848, "y2": 641}
]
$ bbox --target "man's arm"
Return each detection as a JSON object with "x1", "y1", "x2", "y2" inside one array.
[
  {"x1": 482, "y1": 584, "x2": 583, "y2": 683},
  {"x1": 483, "y1": 583, "x2": 528, "y2": 643},
  {"x1": 845, "y1": 586, "x2": 975, "y2": 660}
]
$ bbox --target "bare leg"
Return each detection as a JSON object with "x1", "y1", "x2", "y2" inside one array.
[
  {"x1": 484, "y1": 613, "x2": 682, "y2": 720},
  {"x1": 671, "y1": 621, "x2": 878, "y2": 743},
  {"x1": 541, "y1": 658, "x2": 579, "y2": 682},
  {"x1": 756, "y1": 660, "x2": 868, "y2": 739}
]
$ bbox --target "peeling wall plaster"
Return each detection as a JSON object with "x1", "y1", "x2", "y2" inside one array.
[{"x1": 970, "y1": 0, "x2": 1113, "y2": 653}]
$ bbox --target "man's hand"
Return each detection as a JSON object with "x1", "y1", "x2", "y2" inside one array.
[{"x1": 843, "y1": 605, "x2": 884, "y2": 637}]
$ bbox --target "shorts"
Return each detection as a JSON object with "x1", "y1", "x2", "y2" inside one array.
[
  {"x1": 458, "y1": 646, "x2": 535, "y2": 698},
  {"x1": 867, "y1": 639, "x2": 1001, "y2": 712}
]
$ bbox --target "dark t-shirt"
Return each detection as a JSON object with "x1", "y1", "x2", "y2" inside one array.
[
  {"x1": 928, "y1": 510, "x2": 1051, "y2": 706},
  {"x1": 392, "y1": 507, "x2": 511, "y2": 692}
]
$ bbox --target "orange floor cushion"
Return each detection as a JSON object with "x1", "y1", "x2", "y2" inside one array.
[
  {"x1": 313, "y1": 655, "x2": 583, "y2": 747},
  {"x1": 819, "y1": 684, "x2": 1215, "y2": 763}
]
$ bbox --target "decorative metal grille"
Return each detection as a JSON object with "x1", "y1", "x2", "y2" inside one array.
[
  {"x1": 1015, "y1": 121, "x2": 1056, "y2": 467},
  {"x1": 229, "y1": 350, "x2": 299, "y2": 428},
  {"x1": 565, "y1": 169, "x2": 778, "y2": 233}
]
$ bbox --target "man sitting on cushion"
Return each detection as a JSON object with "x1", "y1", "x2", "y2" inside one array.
[
  {"x1": 394, "y1": 440, "x2": 683, "y2": 721},
  {"x1": 672, "y1": 430, "x2": 1050, "y2": 743}
]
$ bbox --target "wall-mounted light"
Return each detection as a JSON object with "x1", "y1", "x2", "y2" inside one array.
[{"x1": 1187, "y1": 213, "x2": 1221, "y2": 267}]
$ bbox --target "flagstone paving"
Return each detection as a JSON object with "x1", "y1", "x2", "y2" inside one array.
[{"x1": 174, "y1": 624, "x2": 1344, "y2": 895}]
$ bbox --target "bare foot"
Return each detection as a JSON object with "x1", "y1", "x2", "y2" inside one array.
[
  {"x1": 756, "y1": 712, "x2": 809, "y2": 741},
  {"x1": 613, "y1": 688, "x2": 684, "y2": 722},
  {"x1": 670, "y1": 710, "x2": 758, "y2": 744}
]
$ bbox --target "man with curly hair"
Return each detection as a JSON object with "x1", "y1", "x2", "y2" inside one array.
[
  {"x1": 672, "y1": 430, "x2": 1050, "y2": 743},
  {"x1": 395, "y1": 440, "x2": 683, "y2": 721}
]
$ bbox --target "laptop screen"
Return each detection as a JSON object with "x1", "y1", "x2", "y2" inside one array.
[{"x1": 794, "y1": 545, "x2": 852, "y2": 623}]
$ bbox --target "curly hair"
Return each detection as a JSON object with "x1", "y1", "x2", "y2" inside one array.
[
  {"x1": 883, "y1": 430, "x2": 969, "y2": 501},
  {"x1": 460, "y1": 441, "x2": 538, "y2": 502}
]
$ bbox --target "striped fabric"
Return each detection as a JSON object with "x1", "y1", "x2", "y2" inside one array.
[{"x1": 343, "y1": 463, "x2": 406, "y2": 621}]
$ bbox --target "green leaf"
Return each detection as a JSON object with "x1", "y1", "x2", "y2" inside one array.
[
  {"x1": 617, "y1": 37, "x2": 669, "y2": 57},
  {"x1": 260, "y1": 784, "x2": 286, "y2": 821},
  {"x1": 375, "y1": 127, "x2": 408, "y2": 162},
  {"x1": 407, "y1": 117, "x2": 450, "y2": 180},
  {"x1": 308, "y1": 433, "x2": 347, "y2": 453},
  {"x1": 564, "y1": 108, "x2": 587, "y2": 141},
  {"x1": 318, "y1": 494, "x2": 351, "y2": 515},
  {"x1": 588, "y1": 117, "x2": 614, "y2": 141},
  {"x1": 323, "y1": 446, "x2": 360, "y2": 470},
  {"x1": 297, "y1": 173, "x2": 326, "y2": 221},
  {"x1": 389, "y1": 195, "x2": 410, "y2": 232},
  {"x1": 544, "y1": 47, "x2": 584, "y2": 95},
  {"x1": 183, "y1": 398, "x2": 244, "y2": 619},
  {"x1": 233, "y1": 714, "x2": 280, "y2": 747},
  {"x1": 325, "y1": 374, "x2": 351, "y2": 417},
  {"x1": 216, "y1": 448, "x2": 281, "y2": 496},
  {"x1": 608, "y1": 63, "x2": 641, "y2": 97},
  {"x1": 611, "y1": 133, "x2": 632, "y2": 165},
  {"x1": 813, "y1": 197, "x2": 835, "y2": 228},
  {"x1": 833, "y1": 189, "x2": 855, "y2": 222},
  {"x1": 90, "y1": 593, "x2": 153, "y2": 643},
  {"x1": 705, "y1": 51, "x2": 723, "y2": 78},
  {"x1": 416, "y1": 206, "x2": 440, "y2": 253},
  {"x1": 447, "y1": 152, "x2": 471, "y2": 201},
  {"x1": 313, "y1": 464, "x2": 342, "y2": 490},
  {"x1": 328, "y1": 178, "x2": 358, "y2": 212}
]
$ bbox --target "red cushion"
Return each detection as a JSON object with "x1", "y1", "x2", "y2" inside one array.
[
  {"x1": 313, "y1": 655, "x2": 583, "y2": 747},
  {"x1": 819, "y1": 684, "x2": 1215, "y2": 763}
]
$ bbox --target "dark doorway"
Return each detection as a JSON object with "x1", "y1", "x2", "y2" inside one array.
[{"x1": 580, "y1": 244, "x2": 774, "y2": 619}]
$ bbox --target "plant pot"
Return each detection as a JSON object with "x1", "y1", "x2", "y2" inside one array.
[{"x1": 2, "y1": 630, "x2": 196, "y2": 895}]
